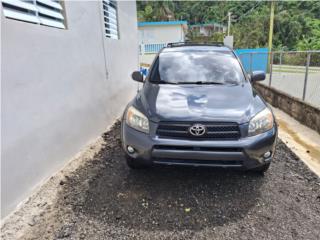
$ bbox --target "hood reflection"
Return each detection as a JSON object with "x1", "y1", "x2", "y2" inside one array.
[{"x1": 138, "y1": 82, "x2": 265, "y2": 124}]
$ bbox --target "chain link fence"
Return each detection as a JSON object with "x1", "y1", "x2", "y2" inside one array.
[{"x1": 238, "y1": 51, "x2": 320, "y2": 108}]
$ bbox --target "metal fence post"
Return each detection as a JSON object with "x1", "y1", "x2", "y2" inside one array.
[
  {"x1": 249, "y1": 53, "x2": 253, "y2": 73},
  {"x1": 279, "y1": 52, "x2": 283, "y2": 72},
  {"x1": 302, "y1": 52, "x2": 311, "y2": 101},
  {"x1": 269, "y1": 52, "x2": 273, "y2": 87}
]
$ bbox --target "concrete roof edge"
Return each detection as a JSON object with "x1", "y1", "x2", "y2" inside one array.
[{"x1": 138, "y1": 21, "x2": 188, "y2": 27}]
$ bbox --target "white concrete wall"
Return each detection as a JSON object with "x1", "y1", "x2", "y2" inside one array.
[
  {"x1": 139, "y1": 25, "x2": 185, "y2": 44},
  {"x1": 1, "y1": 1, "x2": 138, "y2": 218}
]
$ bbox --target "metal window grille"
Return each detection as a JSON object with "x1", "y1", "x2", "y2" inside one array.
[
  {"x1": 1, "y1": 0, "x2": 66, "y2": 29},
  {"x1": 102, "y1": 0, "x2": 119, "y2": 39}
]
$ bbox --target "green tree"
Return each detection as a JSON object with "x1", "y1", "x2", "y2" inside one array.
[
  {"x1": 137, "y1": 1, "x2": 320, "y2": 50},
  {"x1": 297, "y1": 19, "x2": 320, "y2": 50}
]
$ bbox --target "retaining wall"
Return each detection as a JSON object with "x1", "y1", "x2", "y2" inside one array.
[{"x1": 254, "y1": 83, "x2": 320, "y2": 134}]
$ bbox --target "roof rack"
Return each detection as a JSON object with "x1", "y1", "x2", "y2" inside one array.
[{"x1": 167, "y1": 42, "x2": 225, "y2": 47}]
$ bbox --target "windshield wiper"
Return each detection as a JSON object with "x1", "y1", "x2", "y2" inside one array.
[
  {"x1": 151, "y1": 81, "x2": 228, "y2": 85},
  {"x1": 177, "y1": 81, "x2": 224, "y2": 85},
  {"x1": 150, "y1": 80, "x2": 177, "y2": 84}
]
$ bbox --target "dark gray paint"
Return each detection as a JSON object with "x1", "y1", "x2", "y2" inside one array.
[{"x1": 121, "y1": 45, "x2": 277, "y2": 169}]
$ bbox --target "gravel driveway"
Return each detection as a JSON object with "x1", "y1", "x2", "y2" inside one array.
[{"x1": 9, "y1": 122, "x2": 320, "y2": 240}]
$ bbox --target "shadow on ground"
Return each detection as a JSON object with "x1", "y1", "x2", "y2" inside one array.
[{"x1": 74, "y1": 123, "x2": 265, "y2": 231}]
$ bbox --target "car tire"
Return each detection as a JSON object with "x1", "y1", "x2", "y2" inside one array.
[
  {"x1": 125, "y1": 154, "x2": 148, "y2": 169},
  {"x1": 252, "y1": 163, "x2": 271, "y2": 174}
]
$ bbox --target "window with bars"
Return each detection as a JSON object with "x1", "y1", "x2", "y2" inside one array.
[
  {"x1": 102, "y1": 0, "x2": 119, "y2": 39},
  {"x1": 1, "y1": 0, "x2": 66, "y2": 29}
]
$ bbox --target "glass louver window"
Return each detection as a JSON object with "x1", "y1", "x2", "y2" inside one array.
[
  {"x1": 102, "y1": 0, "x2": 119, "y2": 39},
  {"x1": 1, "y1": 0, "x2": 66, "y2": 29}
]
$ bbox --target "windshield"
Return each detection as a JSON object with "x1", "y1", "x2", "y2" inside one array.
[{"x1": 149, "y1": 50, "x2": 245, "y2": 85}]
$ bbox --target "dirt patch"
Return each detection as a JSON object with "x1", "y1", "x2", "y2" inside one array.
[{"x1": 2, "y1": 121, "x2": 320, "y2": 240}]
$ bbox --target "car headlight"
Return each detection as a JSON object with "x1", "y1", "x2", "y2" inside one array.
[
  {"x1": 248, "y1": 108, "x2": 274, "y2": 136},
  {"x1": 126, "y1": 106, "x2": 149, "y2": 133}
]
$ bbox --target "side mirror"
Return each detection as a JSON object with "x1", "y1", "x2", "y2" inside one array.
[
  {"x1": 131, "y1": 71, "x2": 144, "y2": 83},
  {"x1": 251, "y1": 71, "x2": 266, "y2": 82}
]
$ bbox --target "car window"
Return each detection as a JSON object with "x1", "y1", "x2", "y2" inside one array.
[{"x1": 150, "y1": 50, "x2": 245, "y2": 85}]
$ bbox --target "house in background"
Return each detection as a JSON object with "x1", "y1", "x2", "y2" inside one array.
[
  {"x1": 1, "y1": 0, "x2": 138, "y2": 218},
  {"x1": 138, "y1": 20, "x2": 188, "y2": 45},
  {"x1": 138, "y1": 20, "x2": 188, "y2": 73},
  {"x1": 189, "y1": 22, "x2": 226, "y2": 37}
]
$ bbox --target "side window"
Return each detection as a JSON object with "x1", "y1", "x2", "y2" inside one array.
[
  {"x1": 1, "y1": 0, "x2": 66, "y2": 29},
  {"x1": 102, "y1": 0, "x2": 119, "y2": 39}
]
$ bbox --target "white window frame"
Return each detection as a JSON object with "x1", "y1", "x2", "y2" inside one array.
[
  {"x1": 1, "y1": 0, "x2": 66, "y2": 29},
  {"x1": 102, "y1": 0, "x2": 119, "y2": 39}
]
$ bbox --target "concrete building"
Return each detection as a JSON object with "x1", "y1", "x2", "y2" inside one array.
[
  {"x1": 1, "y1": 0, "x2": 138, "y2": 218},
  {"x1": 138, "y1": 20, "x2": 188, "y2": 45}
]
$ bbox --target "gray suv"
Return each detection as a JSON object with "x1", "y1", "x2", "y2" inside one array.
[{"x1": 121, "y1": 43, "x2": 277, "y2": 173}]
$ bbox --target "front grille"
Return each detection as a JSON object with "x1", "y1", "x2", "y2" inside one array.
[
  {"x1": 156, "y1": 122, "x2": 241, "y2": 140},
  {"x1": 153, "y1": 145, "x2": 242, "y2": 152}
]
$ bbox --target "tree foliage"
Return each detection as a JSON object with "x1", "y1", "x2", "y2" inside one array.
[{"x1": 137, "y1": 1, "x2": 320, "y2": 50}]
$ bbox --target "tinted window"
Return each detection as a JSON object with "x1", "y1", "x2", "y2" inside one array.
[{"x1": 151, "y1": 51, "x2": 245, "y2": 84}]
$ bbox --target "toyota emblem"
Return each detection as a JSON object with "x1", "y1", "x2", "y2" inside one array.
[{"x1": 189, "y1": 124, "x2": 206, "y2": 136}]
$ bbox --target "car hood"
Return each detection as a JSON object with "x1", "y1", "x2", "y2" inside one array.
[{"x1": 135, "y1": 82, "x2": 266, "y2": 124}]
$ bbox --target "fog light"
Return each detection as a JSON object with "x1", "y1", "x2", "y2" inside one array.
[
  {"x1": 127, "y1": 146, "x2": 135, "y2": 153},
  {"x1": 263, "y1": 151, "x2": 271, "y2": 158}
]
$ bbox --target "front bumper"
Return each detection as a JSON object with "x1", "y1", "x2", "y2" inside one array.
[{"x1": 121, "y1": 121, "x2": 277, "y2": 170}]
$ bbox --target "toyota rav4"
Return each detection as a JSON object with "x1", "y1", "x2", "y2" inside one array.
[{"x1": 121, "y1": 43, "x2": 277, "y2": 173}]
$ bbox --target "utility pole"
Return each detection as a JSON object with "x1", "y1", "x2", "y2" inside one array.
[
  {"x1": 227, "y1": 12, "x2": 231, "y2": 36},
  {"x1": 225, "y1": 12, "x2": 234, "y2": 48},
  {"x1": 268, "y1": 1, "x2": 275, "y2": 52},
  {"x1": 268, "y1": 1, "x2": 275, "y2": 72}
]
